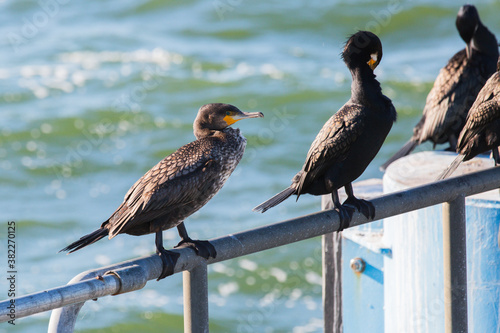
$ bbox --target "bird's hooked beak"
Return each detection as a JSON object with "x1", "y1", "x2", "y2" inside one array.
[
  {"x1": 367, "y1": 53, "x2": 379, "y2": 70},
  {"x1": 224, "y1": 110, "x2": 264, "y2": 126},
  {"x1": 465, "y1": 42, "x2": 473, "y2": 59}
]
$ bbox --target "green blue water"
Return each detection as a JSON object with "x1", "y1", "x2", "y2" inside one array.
[{"x1": 1, "y1": 0, "x2": 499, "y2": 332}]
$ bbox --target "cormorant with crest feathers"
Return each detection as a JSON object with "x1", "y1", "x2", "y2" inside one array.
[{"x1": 253, "y1": 31, "x2": 396, "y2": 229}]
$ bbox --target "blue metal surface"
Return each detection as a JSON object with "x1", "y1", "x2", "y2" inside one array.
[
  {"x1": 466, "y1": 198, "x2": 500, "y2": 333},
  {"x1": 381, "y1": 152, "x2": 500, "y2": 333},
  {"x1": 340, "y1": 154, "x2": 500, "y2": 332},
  {"x1": 383, "y1": 197, "x2": 500, "y2": 333},
  {"x1": 342, "y1": 233, "x2": 385, "y2": 333}
]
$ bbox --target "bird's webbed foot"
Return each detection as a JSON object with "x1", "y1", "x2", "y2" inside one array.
[
  {"x1": 155, "y1": 231, "x2": 180, "y2": 280},
  {"x1": 343, "y1": 196, "x2": 375, "y2": 220},
  {"x1": 156, "y1": 246, "x2": 180, "y2": 281},
  {"x1": 175, "y1": 222, "x2": 217, "y2": 260},
  {"x1": 175, "y1": 238, "x2": 217, "y2": 259},
  {"x1": 335, "y1": 204, "x2": 355, "y2": 231},
  {"x1": 331, "y1": 190, "x2": 354, "y2": 231}
]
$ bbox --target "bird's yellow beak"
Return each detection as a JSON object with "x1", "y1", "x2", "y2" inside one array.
[
  {"x1": 224, "y1": 111, "x2": 264, "y2": 126},
  {"x1": 367, "y1": 53, "x2": 378, "y2": 70}
]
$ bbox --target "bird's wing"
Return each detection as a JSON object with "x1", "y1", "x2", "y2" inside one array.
[
  {"x1": 458, "y1": 101, "x2": 500, "y2": 149},
  {"x1": 458, "y1": 73, "x2": 500, "y2": 148},
  {"x1": 297, "y1": 103, "x2": 366, "y2": 193},
  {"x1": 108, "y1": 139, "x2": 222, "y2": 236},
  {"x1": 418, "y1": 50, "x2": 468, "y2": 141},
  {"x1": 420, "y1": 49, "x2": 491, "y2": 143}
]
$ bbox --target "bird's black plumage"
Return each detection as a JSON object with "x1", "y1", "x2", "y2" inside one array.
[
  {"x1": 61, "y1": 103, "x2": 263, "y2": 279},
  {"x1": 438, "y1": 60, "x2": 500, "y2": 180},
  {"x1": 381, "y1": 4, "x2": 499, "y2": 170},
  {"x1": 253, "y1": 31, "x2": 396, "y2": 229}
]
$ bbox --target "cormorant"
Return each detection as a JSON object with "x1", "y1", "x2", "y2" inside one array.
[
  {"x1": 381, "y1": 4, "x2": 498, "y2": 171},
  {"x1": 253, "y1": 31, "x2": 396, "y2": 229},
  {"x1": 61, "y1": 103, "x2": 264, "y2": 280},
  {"x1": 438, "y1": 59, "x2": 500, "y2": 180}
]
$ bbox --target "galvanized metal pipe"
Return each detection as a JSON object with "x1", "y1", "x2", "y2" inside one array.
[
  {"x1": 211, "y1": 167, "x2": 500, "y2": 263},
  {"x1": 443, "y1": 195, "x2": 468, "y2": 333},
  {"x1": 48, "y1": 256, "x2": 162, "y2": 332},
  {"x1": 0, "y1": 167, "x2": 499, "y2": 326},
  {"x1": 15, "y1": 273, "x2": 120, "y2": 323},
  {"x1": 183, "y1": 262, "x2": 209, "y2": 333}
]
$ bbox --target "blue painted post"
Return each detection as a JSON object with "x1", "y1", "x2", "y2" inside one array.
[{"x1": 383, "y1": 151, "x2": 500, "y2": 332}]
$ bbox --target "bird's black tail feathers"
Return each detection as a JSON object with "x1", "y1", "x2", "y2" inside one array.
[
  {"x1": 253, "y1": 186, "x2": 295, "y2": 213},
  {"x1": 380, "y1": 139, "x2": 418, "y2": 171},
  {"x1": 60, "y1": 228, "x2": 109, "y2": 254},
  {"x1": 437, "y1": 155, "x2": 465, "y2": 180}
]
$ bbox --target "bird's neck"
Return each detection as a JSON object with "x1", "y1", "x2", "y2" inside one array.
[
  {"x1": 193, "y1": 123, "x2": 221, "y2": 139},
  {"x1": 471, "y1": 23, "x2": 499, "y2": 60},
  {"x1": 349, "y1": 66, "x2": 382, "y2": 105},
  {"x1": 194, "y1": 126, "x2": 232, "y2": 140},
  {"x1": 194, "y1": 125, "x2": 211, "y2": 139}
]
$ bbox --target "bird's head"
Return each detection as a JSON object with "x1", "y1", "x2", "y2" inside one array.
[
  {"x1": 194, "y1": 103, "x2": 264, "y2": 138},
  {"x1": 456, "y1": 4, "x2": 480, "y2": 57},
  {"x1": 342, "y1": 31, "x2": 383, "y2": 71}
]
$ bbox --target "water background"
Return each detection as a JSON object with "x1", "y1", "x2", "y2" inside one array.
[{"x1": 1, "y1": 0, "x2": 499, "y2": 332}]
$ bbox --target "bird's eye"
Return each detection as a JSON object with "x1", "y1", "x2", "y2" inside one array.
[{"x1": 226, "y1": 111, "x2": 231, "y2": 116}]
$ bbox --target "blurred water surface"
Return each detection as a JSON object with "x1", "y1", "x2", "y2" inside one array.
[{"x1": 0, "y1": 0, "x2": 499, "y2": 332}]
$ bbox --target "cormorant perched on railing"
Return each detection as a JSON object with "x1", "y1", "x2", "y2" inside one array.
[
  {"x1": 61, "y1": 103, "x2": 263, "y2": 280},
  {"x1": 253, "y1": 31, "x2": 396, "y2": 229},
  {"x1": 381, "y1": 4, "x2": 499, "y2": 171},
  {"x1": 438, "y1": 60, "x2": 500, "y2": 180}
]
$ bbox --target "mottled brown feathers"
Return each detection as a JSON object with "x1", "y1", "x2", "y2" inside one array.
[
  {"x1": 457, "y1": 71, "x2": 500, "y2": 161},
  {"x1": 438, "y1": 70, "x2": 500, "y2": 180},
  {"x1": 107, "y1": 128, "x2": 246, "y2": 237},
  {"x1": 61, "y1": 103, "x2": 264, "y2": 254}
]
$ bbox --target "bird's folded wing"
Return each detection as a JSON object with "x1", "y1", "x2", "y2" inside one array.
[
  {"x1": 458, "y1": 100, "x2": 500, "y2": 148},
  {"x1": 419, "y1": 50, "x2": 468, "y2": 141},
  {"x1": 109, "y1": 142, "x2": 221, "y2": 235},
  {"x1": 298, "y1": 104, "x2": 366, "y2": 189}
]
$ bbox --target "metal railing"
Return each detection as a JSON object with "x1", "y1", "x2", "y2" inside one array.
[{"x1": 1, "y1": 166, "x2": 500, "y2": 332}]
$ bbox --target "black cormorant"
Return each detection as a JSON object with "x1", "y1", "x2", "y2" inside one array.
[
  {"x1": 253, "y1": 31, "x2": 396, "y2": 229},
  {"x1": 438, "y1": 59, "x2": 500, "y2": 180},
  {"x1": 61, "y1": 103, "x2": 264, "y2": 280},
  {"x1": 381, "y1": 4, "x2": 498, "y2": 171}
]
